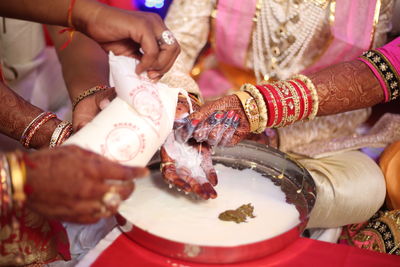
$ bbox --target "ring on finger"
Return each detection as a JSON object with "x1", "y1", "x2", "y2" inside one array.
[
  {"x1": 102, "y1": 186, "x2": 121, "y2": 209},
  {"x1": 160, "y1": 161, "x2": 174, "y2": 171},
  {"x1": 157, "y1": 30, "x2": 176, "y2": 46}
]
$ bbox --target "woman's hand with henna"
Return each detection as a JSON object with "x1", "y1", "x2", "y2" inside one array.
[
  {"x1": 24, "y1": 145, "x2": 148, "y2": 224},
  {"x1": 160, "y1": 96, "x2": 218, "y2": 199},
  {"x1": 176, "y1": 95, "x2": 250, "y2": 147}
]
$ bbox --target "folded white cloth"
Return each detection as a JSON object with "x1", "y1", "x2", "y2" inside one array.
[{"x1": 65, "y1": 53, "x2": 185, "y2": 167}]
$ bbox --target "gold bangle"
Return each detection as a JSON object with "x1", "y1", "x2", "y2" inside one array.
[
  {"x1": 0, "y1": 155, "x2": 13, "y2": 214},
  {"x1": 293, "y1": 74, "x2": 319, "y2": 120},
  {"x1": 241, "y1": 84, "x2": 268, "y2": 133},
  {"x1": 234, "y1": 91, "x2": 260, "y2": 133},
  {"x1": 7, "y1": 152, "x2": 27, "y2": 208},
  {"x1": 271, "y1": 82, "x2": 288, "y2": 128},
  {"x1": 72, "y1": 85, "x2": 109, "y2": 111},
  {"x1": 282, "y1": 81, "x2": 301, "y2": 125}
]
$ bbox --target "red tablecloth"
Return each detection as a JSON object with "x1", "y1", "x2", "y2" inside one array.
[{"x1": 90, "y1": 232, "x2": 400, "y2": 267}]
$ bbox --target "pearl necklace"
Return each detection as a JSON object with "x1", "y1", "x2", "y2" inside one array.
[{"x1": 252, "y1": 0, "x2": 328, "y2": 82}]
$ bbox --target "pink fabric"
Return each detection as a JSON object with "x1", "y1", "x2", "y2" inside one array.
[
  {"x1": 215, "y1": 0, "x2": 257, "y2": 68},
  {"x1": 358, "y1": 57, "x2": 390, "y2": 102},
  {"x1": 201, "y1": 0, "x2": 380, "y2": 99},
  {"x1": 197, "y1": 69, "x2": 233, "y2": 98},
  {"x1": 304, "y1": 0, "x2": 378, "y2": 73},
  {"x1": 377, "y1": 37, "x2": 400, "y2": 73}
]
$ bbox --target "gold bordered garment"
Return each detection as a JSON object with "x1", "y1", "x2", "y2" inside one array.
[{"x1": 360, "y1": 50, "x2": 400, "y2": 101}]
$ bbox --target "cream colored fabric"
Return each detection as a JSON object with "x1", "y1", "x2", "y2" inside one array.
[
  {"x1": 160, "y1": 0, "x2": 215, "y2": 98},
  {"x1": 297, "y1": 151, "x2": 386, "y2": 228},
  {"x1": 288, "y1": 113, "x2": 400, "y2": 158},
  {"x1": 0, "y1": 19, "x2": 70, "y2": 118},
  {"x1": 277, "y1": 109, "x2": 371, "y2": 155}
]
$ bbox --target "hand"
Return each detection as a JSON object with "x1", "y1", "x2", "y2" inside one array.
[
  {"x1": 24, "y1": 145, "x2": 148, "y2": 223},
  {"x1": 176, "y1": 95, "x2": 250, "y2": 147},
  {"x1": 160, "y1": 134, "x2": 217, "y2": 200},
  {"x1": 72, "y1": 87, "x2": 116, "y2": 131},
  {"x1": 160, "y1": 95, "x2": 217, "y2": 200},
  {"x1": 74, "y1": 1, "x2": 180, "y2": 78}
]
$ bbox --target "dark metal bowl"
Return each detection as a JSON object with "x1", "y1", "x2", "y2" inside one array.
[{"x1": 117, "y1": 141, "x2": 316, "y2": 264}]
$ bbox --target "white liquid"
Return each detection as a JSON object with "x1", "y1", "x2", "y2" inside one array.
[{"x1": 119, "y1": 164, "x2": 300, "y2": 246}]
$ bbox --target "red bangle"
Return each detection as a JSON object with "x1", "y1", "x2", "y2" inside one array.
[
  {"x1": 256, "y1": 85, "x2": 276, "y2": 128},
  {"x1": 288, "y1": 80, "x2": 305, "y2": 121},
  {"x1": 294, "y1": 78, "x2": 313, "y2": 119},
  {"x1": 21, "y1": 112, "x2": 57, "y2": 148},
  {"x1": 56, "y1": 124, "x2": 73, "y2": 146},
  {"x1": 265, "y1": 83, "x2": 285, "y2": 127}
]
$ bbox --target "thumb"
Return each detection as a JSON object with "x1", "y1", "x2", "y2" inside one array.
[
  {"x1": 97, "y1": 157, "x2": 149, "y2": 181},
  {"x1": 95, "y1": 87, "x2": 117, "y2": 110}
]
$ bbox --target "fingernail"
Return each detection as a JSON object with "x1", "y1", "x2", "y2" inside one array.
[
  {"x1": 191, "y1": 119, "x2": 200, "y2": 126},
  {"x1": 148, "y1": 71, "x2": 160, "y2": 80},
  {"x1": 99, "y1": 99, "x2": 111, "y2": 110},
  {"x1": 203, "y1": 183, "x2": 217, "y2": 199},
  {"x1": 215, "y1": 111, "x2": 225, "y2": 119},
  {"x1": 208, "y1": 171, "x2": 218, "y2": 186},
  {"x1": 227, "y1": 110, "x2": 235, "y2": 118}
]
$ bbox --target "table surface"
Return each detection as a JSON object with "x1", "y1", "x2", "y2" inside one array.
[{"x1": 80, "y1": 229, "x2": 400, "y2": 267}]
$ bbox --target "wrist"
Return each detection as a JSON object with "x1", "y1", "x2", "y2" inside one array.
[
  {"x1": 71, "y1": 0, "x2": 103, "y2": 34},
  {"x1": 30, "y1": 118, "x2": 61, "y2": 149}
]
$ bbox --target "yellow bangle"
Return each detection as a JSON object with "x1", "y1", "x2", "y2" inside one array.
[
  {"x1": 241, "y1": 83, "x2": 268, "y2": 133},
  {"x1": 7, "y1": 152, "x2": 27, "y2": 208},
  {"x1": 292, "y1": 74, "x2": 319, "y2": 120},
  {"x1": 234, "y1": 91, "x2": 260, "y2": 133}
]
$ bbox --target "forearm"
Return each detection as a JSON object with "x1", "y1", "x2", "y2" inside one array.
[
  {"x1": 0, "y1": 0, "x2": 100, "y2": 33},
  {"x1": 47, "y1": 25, "x2": 109, "y2": 101},
  {"x1": 0, "y1": 82, "x2": 60, "y2": 149},
  {"x1": 310, "y1": 60, "x2": 384, "y2": 116}
]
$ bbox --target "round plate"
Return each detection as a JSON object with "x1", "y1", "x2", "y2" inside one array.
[{"x1": 117, "y1": 141, "x2": 316, "y2": 264}]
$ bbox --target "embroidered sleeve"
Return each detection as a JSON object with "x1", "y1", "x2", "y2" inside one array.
[{"x1": 160, "y1": 0, "x2": 214, "y2": 98}]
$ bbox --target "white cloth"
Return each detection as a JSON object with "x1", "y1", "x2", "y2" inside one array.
[{"x1": 65, "y1": 53, "x2": 184, "y2": 167}]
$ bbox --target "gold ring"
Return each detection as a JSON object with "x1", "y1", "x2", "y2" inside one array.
[
  {"x1": 160, "y1": 161, "x2": 174, "y2": 171},
  {"x1": 102, "y1": 187, "x2": 121, "y2": 208}
]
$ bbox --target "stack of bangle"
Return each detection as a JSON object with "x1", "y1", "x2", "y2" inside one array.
[
  {"x1": 50, "y1": 121, "x2": 73, "y2": 148},
  {"x1": 256, "y1": 75, "x2": 318, "y2": 127},
  {"x1": 0, "y1": 155, "x2": 12, "y2": 216},
  {"x1": 238, "y1": 74, "x2": 319, "y2": 129},
  {"x1": 234, "y1": 91, "x2": 260, "y2": 132},
  {"x1": 0, "y1": 152, "x2": 27, "y2": 214},
  {"x1": 293, "y1": 74, "x2": 319, "y2": 120},
  {"x1": 20, "y1": 112, "x2": 57, "y2": 149},
  {"x1": 7, "y1": 152, "x2": 26, "y2": 208}
]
